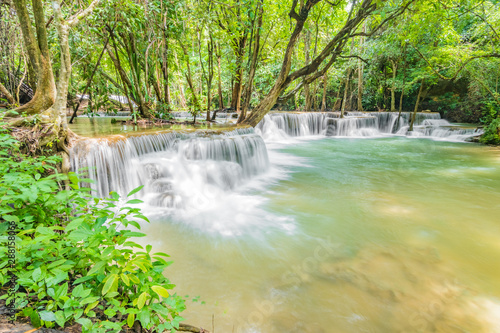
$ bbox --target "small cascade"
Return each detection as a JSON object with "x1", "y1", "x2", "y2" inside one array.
[
  {"x1": 70, "y1": 128, "x2": 270, "y2": 210},
  {"x1": 256, "y1": 111, "x2": 481, "y2": 141},
  {"x1": 255, "y1": 113, "x2": 330, "y2": 137},
  {"x1": 326, "y1": 116, "x2": 379, "y2": 137}
]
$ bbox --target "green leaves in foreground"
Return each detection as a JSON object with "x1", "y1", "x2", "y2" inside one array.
[{"x1": 0, "y1": 126, "x2": 185, "y2": 332}]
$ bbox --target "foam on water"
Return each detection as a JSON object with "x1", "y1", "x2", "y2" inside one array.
[
  {"x1": 69, "y1": 115, "x2": 500, "y2": 332},
  {"x1": 257, "y1": 111, "x2": 482, "y2": 142},
  {"x1": 70, "y1": 128, "x2": 298, "y2": 237}
]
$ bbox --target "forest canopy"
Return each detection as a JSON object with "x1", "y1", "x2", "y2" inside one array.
[{"x1": 0, "y1": 0, "x2": 499, "y2": 132}]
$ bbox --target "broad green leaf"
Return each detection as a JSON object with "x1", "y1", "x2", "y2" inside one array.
[
  {"x1": 127, "y1": 313, "x2": 135, "y2": 328},
  {"x1": 127, "y1": 185, "x2": 144, "y2": 197},
  {"x1": 32, "y1": 268, "x2": 42, "y2": 282},
  {"x1": 39, "y1": 310, "x2": 56, "y2": 322},
  {"x1": 120, "y1": 273, "x2": 130, "y2": 286},
  {"x1": 151, "y1": 286, "x2": 169, "y2": 298},
  {"x1": 87, "y1": 261, "x2": 107, "y2": 276},
  {"x1": 65, "y1": 217, "x2": 85, "y2": 231},
  {"x1": 126, "y1": 199, "x2": 143, "y2": 205},
  {"x1": 54, "y1": 311, "x2": 65, "y2": 327},
  {"x1": 101, "y1": 274, "x2": 118, "y2": 295},
  {"x1": 137, "y1": 292, "x2": 148, "y2": 309}
]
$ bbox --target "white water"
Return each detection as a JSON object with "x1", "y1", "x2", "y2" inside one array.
[
  {"x1": 70, "y1": 128, "x2": 300, "y2": 237},
  {"x1": 256, "y1": 111, "x2": 482, "y2": 141},
  {"x1": 68, "y1": 111, "x2": 500, "y2": 332},
  {"x1": 70, "y1": 112, "x2": 482, "y2": 222}
]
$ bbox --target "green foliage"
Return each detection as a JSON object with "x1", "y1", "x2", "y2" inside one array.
[
  {"x1": 0, "y1": 124, "x2": 185, "y2": 332},
  {"x1": 154, "y1": 102, "x2": 174, "y2": 120},
  {"x1": 480, "y1": 102, "x2": 500, "y2": 144},
  {"x1": 480, "y1": 118, "x2": 500, "y2": 144}
]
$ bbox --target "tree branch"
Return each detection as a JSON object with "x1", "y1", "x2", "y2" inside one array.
[
  {"x1": 339, "y1": 54, "x2": 369, "y2": 64},
  {"x1": 66, "y1": 0, "x2": 101, "y2": 27},
  {"x1": 411, "y1": 43, "x2": 500, "y2": 81}
]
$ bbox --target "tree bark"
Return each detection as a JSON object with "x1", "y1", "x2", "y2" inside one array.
[
  {"x1": 304, "y1": 29, "x2": 313, "y2": 111},
  {"x1": 125, "y1": 32, "x2": 150, "y2": 118},
  {"x1": 390, "y1": 59, "x2": 398, "y2": 111},
  {"x1": 357, "y1": 23, "x2": 366, "y2": 111},
  {"x1": 238, "y1": 0, "x2": 263, "y2": 123},
  {"x1": 11, "y1": 0, "x2": 56, "y2": 115},
  {"x1": 321, "y1": 73, "x2": 327, "y2": 111},
  {"x1": 230, "y1": 36, "x2": 247, "y2": 111},
  {"x1": 206, "y1": 34, "x2": 214, "y2": 121},
  {"x1": 0, "y1": 81, "x2": 15, "y2": 104},
  {"x1": 178, "y1": 39, "x2": 202, "y2": 115},
  {"x1": 341, "y1": 39, "x2": 355, "y2": 118},
  {"x1": 397, "y1": 44, "x2": 408, "y2": 129},
  {"x1": 107, "y1": 35, "x2": 136, "y2": 119},
  {"x1": 242, "y1": 0, "x2": 318, "y2": 126},
  {"x1": 409, "y1": 78, "x2": 424, "y2": 131},
  {"x1": 212, "y1": 43, "x2": 224, "y2": 121},
  {"x1": 162, "y1": 35, "x2": 171, "y2": 110}
]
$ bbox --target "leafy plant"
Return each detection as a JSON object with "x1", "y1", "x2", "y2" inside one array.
[
  {"x1": 480, "y1": 117, "x2": 500, "y2": 145},
  {"x1": 0, "y1": 123, "x2": 185, "y2": 332}
]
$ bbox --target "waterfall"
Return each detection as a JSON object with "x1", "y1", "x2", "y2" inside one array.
[
  {"x1": 256, "y1": 112, "x2": 481, "y2": 141},
  {"x1": 70, "y1": 128, "x2": 270, "y2": 209}
]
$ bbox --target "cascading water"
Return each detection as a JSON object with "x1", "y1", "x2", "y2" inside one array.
[
  {"x1": 70, "y1": 127, "x2": 297, "y2": 236},
  {"x1": 67, "y1": 111, "x2": 500, "y2": 332},
  {"x1": 70, "y1": 128, "x2": 269, "y2": 203},
  {"x1": 256, "y1": 111, "x2": 482, "y2": 141}
]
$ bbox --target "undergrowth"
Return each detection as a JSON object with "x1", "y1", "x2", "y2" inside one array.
[{"x1": 0, "y1": 121, "x2": 185, "y2": 332}]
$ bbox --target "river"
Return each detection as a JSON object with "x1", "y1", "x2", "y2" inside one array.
[{"x1": 69, "y1": 112, "x2": 500, "y2": 332}]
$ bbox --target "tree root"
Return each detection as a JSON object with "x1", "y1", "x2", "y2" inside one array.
[{"x1": 4, "y1": 116, "x2": 80, "y2": 174}]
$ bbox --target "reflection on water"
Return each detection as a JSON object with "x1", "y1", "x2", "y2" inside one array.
[
  {"x1": 135, "y1": 137, "x2": 500, "y2": 332},
  {"x1": 68, "y1": 115, "x2": 236, "y2": 137}
]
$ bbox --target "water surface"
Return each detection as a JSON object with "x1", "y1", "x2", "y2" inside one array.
[{"x1": 139, "y1": 137, "x2": 500, "y2": 332}]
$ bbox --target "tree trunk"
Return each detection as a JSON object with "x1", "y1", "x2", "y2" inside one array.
[
  {"x1": 397, "y1": 44, "x2": 408, "y2": 129},
  {"x1": 357, "y1": 61, "x2": 364, "y2": 111},
  {"x1": 242, "y1": 2, "x2": 314, "y2": 126},
  {"x1": 304, "y1": 29, "x2": 313, "y2": 111},
  {"x1": 238, "y1": 0, "x2": 263, "y2": 123},
  {"x1": 10, "y1": 0, "x2": 56, "y2": 115},
  {"x1": 179, "y1": 40, "x2": 201, "y2": 113},
  {"x1": 198, "y1": 30, "x2": 214, "y2": 122},
  {"x1": 206, "y1": 36, "x2": 214, "y2": 121},
  {"x1": 45, "y1": 0, "x2": 101, "y2": 124},
  {"x1": 162, "y1": 35, "x2": 171, "y2": 110},
  {"x1": 321, "y1": 74, "x2": 327, "y2": 111},
  {"x1": 107, "y1": 36, "x2": 136, "y2": 119},
  {"x1": 0, "y1": 81, "x2": 15, "y2": 104},
  {"x1": 409, "y1": 78, "x2": 424, "y2": 131},
  {"x1": 357, "y1": 22, "x2": 366, "y2": 111},
  {"x1": 230, "y1": 36, "x2": 247, "y2": 111},
  {"x1": 341, "y1": 38, "x2": 355, "y2": 118},
  {"x1": 242, "y1": 0, "x2": 397, "y2": 127},
  {"x1": 125, "y1": 32, "x2": 150, "y2": 118},
  {"x1": 390, "y1": 59, "x2": 397, "y2": 112},
  {"x1": 212, "y1": 43, "x2": 224, "y2": 121},
  {"x1": 70, "y1": 28, "x2": 113, "y2": 123}
]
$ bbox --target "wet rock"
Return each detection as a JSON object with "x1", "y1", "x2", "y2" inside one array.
[
  {"x1": 150, "y1": 179, "x2": 174, "y2": 192},
  {"x1": 465, "y1": 134, "x2": 481, "y2": 143},
  {"x1": 143, "y1": 163, "x2": 162, "y2": 180},
  {"x1": 325, "y1": 125, "x2": 337, "y2": 137},
  {"x1": 150, "y1": 192, "x2": 182, "y2": 208}
]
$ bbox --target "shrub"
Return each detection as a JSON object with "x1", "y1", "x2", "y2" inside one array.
[
  {"x1": 0, "y1": 124, "x2": 185, "y2": 332},
  {"x1": 479, "y1": 117, "x2": 500, "y2": 145}
]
